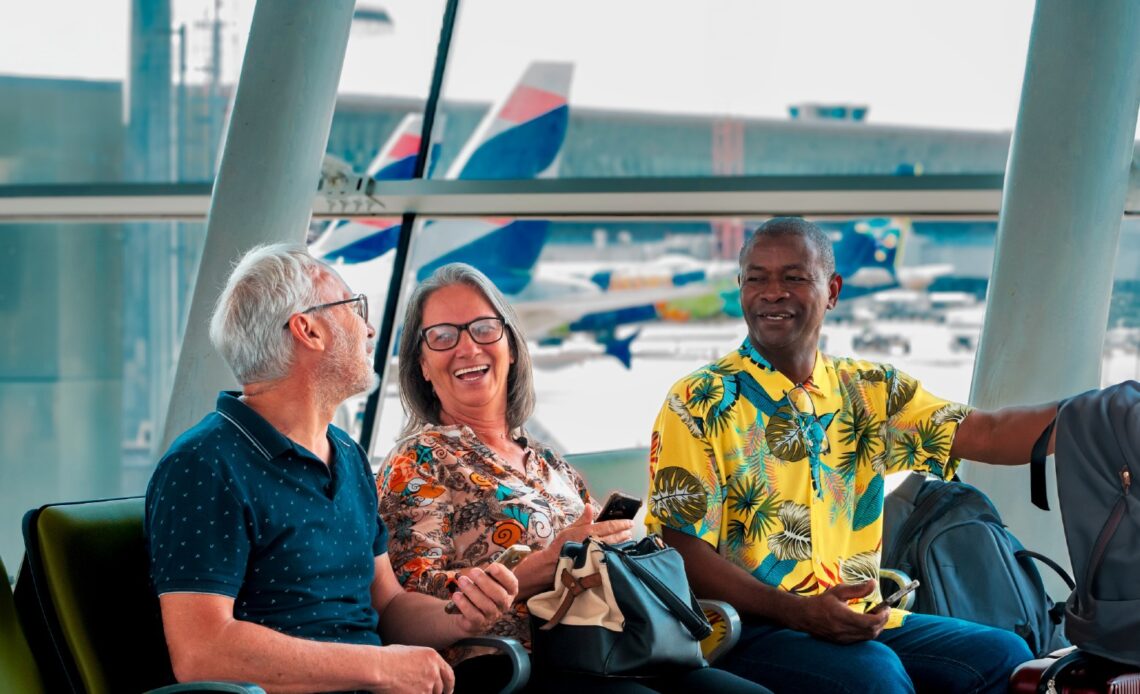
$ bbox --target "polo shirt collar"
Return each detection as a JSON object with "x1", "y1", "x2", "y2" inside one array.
[{"x1": 215, "y1": 391, "x2": 294, "y2": 460}]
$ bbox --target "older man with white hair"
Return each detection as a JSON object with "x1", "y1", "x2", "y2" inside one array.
[{"x1": 145, "y1": 244, "x2": 518, "y2": 694}]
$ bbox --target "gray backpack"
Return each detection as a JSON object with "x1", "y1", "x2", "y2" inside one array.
[
  {"x1": 882, "y1": 473, "x2": 1072, "y2": 657},
  {"x1": 1031, "y1": 381, "x2": 1140, "y2": 666}
]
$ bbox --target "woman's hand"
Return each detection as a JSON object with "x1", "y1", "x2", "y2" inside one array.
[
  {"x1": 512, "y1": 505, "x2": 635, "y2": 599},
  {"x1": 449, "y1": 563, "x2": 519, "y2": 636},
  {"x1": 550, "y1": 504, "x2": 635, "y2": 550}
]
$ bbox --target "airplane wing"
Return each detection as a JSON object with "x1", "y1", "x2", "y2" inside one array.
[{"x1": 512, "y1": 271, "x2": 736, "y2": 338}]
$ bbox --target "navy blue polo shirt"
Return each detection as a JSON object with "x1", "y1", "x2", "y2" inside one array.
[{"x1": 145, "y1": 391, "x2": 388, "y2": 646}]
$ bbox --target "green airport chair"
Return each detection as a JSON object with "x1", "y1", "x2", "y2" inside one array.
[
  {"x1": 17, "y1": 496, "x2": 529, "y2": 694},
  {"x1": 16, "y1": 496, "x2": 264, "y2": 694},
  {"x1": 1, "y1": 555, "x2": 47, "y2": 693}
]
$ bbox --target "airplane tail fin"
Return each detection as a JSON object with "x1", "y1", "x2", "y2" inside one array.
[
  {"x1": 602, "y1": 329, "x2": 641, "y2": 370},
  {"x1": 309, "y1": 113, "x2": 443, "y2": 264},
  {"x1": 413, "y1": 62, "x2": 574, "y2": 291},
  {"x1": 832, "y1": 217, "x2": 907, "y2": 278},
  {"x1": 447, "y1": 61, "x2": 573, "y2": 180},
  {"x1": 416, "y1": 219, "x2": 549, "y2": 295},
  {"x1": 366, "y1": 112, "x2": 443, "y2": 180}
]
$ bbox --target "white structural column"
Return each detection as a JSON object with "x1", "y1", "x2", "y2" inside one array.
[
  {"x1": 969, "y1": 0, "x2": 1140, "y2": 593},
  {"x1": 163, "y1": 0, "x2": 355, "y2": 448}
]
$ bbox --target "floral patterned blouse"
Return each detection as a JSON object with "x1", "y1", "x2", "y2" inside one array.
[{"x1": 377, "y1": 424, "x2": 595, "y2": 651}]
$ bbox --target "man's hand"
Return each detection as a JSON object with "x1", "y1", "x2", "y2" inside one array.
[
  {"x1": 373, "y1": 644, "x2": 454, "y2": 694},
  {"x1": 791, "y1": 580, "x2": 889, "y2": 644},
  {"x1": 449, "y1": 562, "x2": 519, "y2": 635}
]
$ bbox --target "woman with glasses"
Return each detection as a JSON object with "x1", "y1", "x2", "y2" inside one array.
[{"x1": 376, "y1": 263, "x2": 769, "y2": 694}]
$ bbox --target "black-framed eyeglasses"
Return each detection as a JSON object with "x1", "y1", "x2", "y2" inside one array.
[
  {"x1": 420, "y1": 316, "x2": 505, "y2": 351},
  {"x1": 283, "y1": 293, "x2": 368, "y2": 329}
]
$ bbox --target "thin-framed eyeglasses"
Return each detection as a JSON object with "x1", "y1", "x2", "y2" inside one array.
[
  {"x1": 784, "y1": 384, "x2": 820, "y2": 453},
  {"x1": 784, "y1": 384, "x2": 815, "y2": 422},
  {"x1": 282, "y1": 293, "x2": 368, "y2": 329},
  {"x1": 420, "y1": 317, "x2": 506, "y2": 351}
]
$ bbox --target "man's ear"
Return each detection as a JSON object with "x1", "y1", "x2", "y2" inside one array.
[
  {"x1": 827, "y1": 273, "x2": 843, "y2": 310},
  {"x1": 287, "y1": 313, "x2": 328, "y2": 351}
]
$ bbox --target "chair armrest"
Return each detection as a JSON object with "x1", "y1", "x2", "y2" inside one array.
[
  {"x1": 697, "y1": 599, "x2": 741, "y2": 664},
  {"x1": 878, "y1": 568, "x2": 916, "y2": 611},
  {"x1": 145, "y1": 683, "x2": 266, "y2": 694},
  {"x1": 453, "y1": 636, "x2": 530, "y2": 694}
]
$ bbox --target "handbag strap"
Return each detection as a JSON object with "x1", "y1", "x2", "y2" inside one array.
[
  {"x1": 539, "y1": 568, "x2": 604, "y2": 631},
  {"x1": 608, "y1": 546, "x2": 713, "y2": 641}
]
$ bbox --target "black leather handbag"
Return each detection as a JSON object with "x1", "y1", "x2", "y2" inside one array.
[{"x1": 526, "y1": 536, "x2": 712, "y2": 677}]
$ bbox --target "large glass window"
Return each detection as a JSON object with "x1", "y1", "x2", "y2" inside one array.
[
  {"x1": 354, "y1": 214, "x2": 1000, "y2": 462},
  {"x1": 428, "y1": 0, "x2": 1035, "y2": 179},
  {"x1": 0, "y1": 0, "x2": 446, "y2": 186},
  {"x1": 0, "y1": 220, "x2": 205, "y2": 567},
  {"x1": 1102, "y1": 219, "x2": 1140, "y2": 384}
]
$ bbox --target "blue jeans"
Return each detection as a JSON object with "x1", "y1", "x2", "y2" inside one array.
[{"x1": 718, "y1": 613, "x2": 1033, "y2": 694}]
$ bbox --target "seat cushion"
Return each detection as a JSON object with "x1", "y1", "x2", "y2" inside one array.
[{"x1": 33, "y1": 497, "x2": 175, "y2": 694}]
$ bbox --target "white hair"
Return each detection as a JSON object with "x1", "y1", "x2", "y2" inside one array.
[{"x1": 209, "y1": 243, "x2": 332, "y2": 384}]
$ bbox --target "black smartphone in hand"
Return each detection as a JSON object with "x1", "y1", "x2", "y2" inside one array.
[{"x1": 597, "y1": 491, "x2": 642, "y2": 522}]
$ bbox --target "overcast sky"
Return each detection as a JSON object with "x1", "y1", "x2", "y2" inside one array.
[{"x1": 3, "y1": 0, "x2": 1038, "y2": 130}]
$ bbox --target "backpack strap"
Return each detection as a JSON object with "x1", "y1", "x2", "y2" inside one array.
[
  {"x1": 893, "y1": 472, "x2": 927, "y2": 506},
  {"x1": 1015, "y1": 548, "x2": 1076, "y2": 591},
  {"x1": 1030, "y1": 418, "x2": 1057, "y2": 511},
  {"x1": 883, "y1": 478, "x2": 958, "y2": 569}
]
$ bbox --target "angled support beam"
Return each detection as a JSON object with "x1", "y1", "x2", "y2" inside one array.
[
  {"x1": 162, "y1": 0, "x2": 355, "y2": 448},
  {"x1": 968, "y1": 0, "x2": 1140, "y2": 595}
]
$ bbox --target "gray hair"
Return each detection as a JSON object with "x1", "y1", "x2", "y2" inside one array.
[
  {"x1": 209, "y1": 243, "x2": 331, "y2": 384},
  {"x1": 398, "y1": 263, "x2": 536, "y2": 435},
  {"x1": 739, "y1": 217, "x2": 837, "y2": 277}
]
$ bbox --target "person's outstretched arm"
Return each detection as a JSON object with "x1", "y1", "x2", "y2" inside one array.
[{"x1": 951, "y1": 402, "x2": 1059, "y2": 465}]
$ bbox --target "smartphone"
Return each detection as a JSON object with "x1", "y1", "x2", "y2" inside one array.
[
  {"x1": 444, "y1": 544, "x2": 532, "y2": 614},
  {"x1": 597, "y1": 491, "x2": 642, "y2": 522},
  {"x1": 494, "y1": 544, "x2": 533, "y2": 570},
  {"x1": 867, "y1": 579, "x2": 920, "y2": 613}
]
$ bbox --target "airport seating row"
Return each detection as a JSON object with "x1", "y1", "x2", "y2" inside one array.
[{"x1": 0, "y1": 450, "x2": 741, "y2": 694}]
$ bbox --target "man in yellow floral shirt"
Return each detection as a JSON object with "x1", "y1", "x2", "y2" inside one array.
[{"x1": 649, "y1": 217, "x2": 1057, "y2": 694}]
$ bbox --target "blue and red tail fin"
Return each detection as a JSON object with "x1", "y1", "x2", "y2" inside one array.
[
  {"x1": 412, "y1": 63, "x2": 574, "y2": 291},
  {"x1": 312, "y1": 62, "x2": 573, "y2": 287},
  {"x1": 447, "y1": 62, "x2": 572, "y2": 180}
]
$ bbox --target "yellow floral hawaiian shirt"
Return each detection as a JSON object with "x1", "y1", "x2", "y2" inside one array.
[{"x1": 646, "y1": 340, "x2": 972, "y2": 627}]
